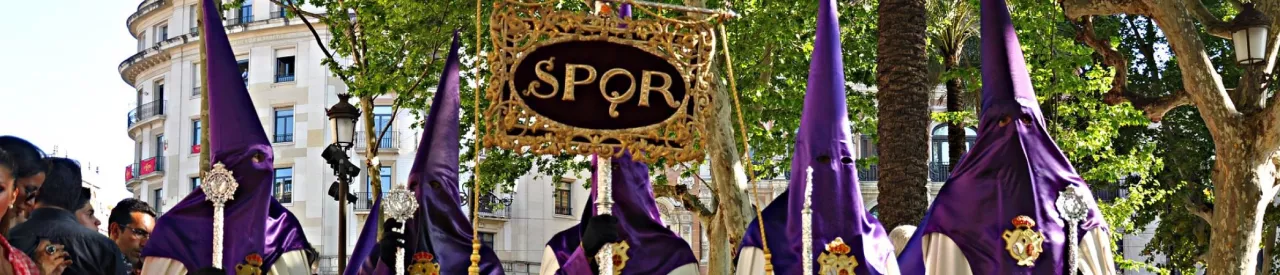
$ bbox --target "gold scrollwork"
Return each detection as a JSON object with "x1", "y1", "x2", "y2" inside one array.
[{"x1": 484, "y1": 0, "x2": 718, "y2": 163}]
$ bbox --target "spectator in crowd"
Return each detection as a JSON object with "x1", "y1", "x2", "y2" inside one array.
[
  {"x1": 0, "y1": 136, "x2": 48, "y2": 233},
  {"x1": 108, "y1": 198, "x2": 155, "y2": 274},
  {"x1": 75, "y1": 188, "x2": 100, "y2": 231},
  {"x1": 0, "y1": 149, "x2": 70, "y2": 275},
  {"x1": 8, "y1": 158, "x2": 128, "y2": 275}
]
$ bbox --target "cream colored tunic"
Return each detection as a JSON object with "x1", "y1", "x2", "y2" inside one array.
[
  {"x1": 140, "y1": 250, "x2": 310, "y2": 275},
  {"x1": 538, "y1": 246, "x2": 700, "y2": 275}
]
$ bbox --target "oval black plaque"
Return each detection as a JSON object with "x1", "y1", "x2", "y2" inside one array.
[{"x1": 510, "y1": 40, "x2": 688, "y2": 130}]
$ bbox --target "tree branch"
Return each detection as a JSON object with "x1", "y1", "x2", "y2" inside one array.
[
  {"x1": 1184, "y1": 195, "x2": 1215, "y2": 224},
  {"x1": 1075, "y1": 17, "x2": 1192, "y2": 122},
  {"x1": 1059, "y1": 0, "x2": 1148, "y2": 19},
  {"x1": 1184, "y1": 0, "x2": 1233, "y2": 39},
  {"x1": 373, "y1": 39, "x2": 448, "y2": 149},
  {"x1": 276, "y1": 0, "x2": 353, "y2": 85}
]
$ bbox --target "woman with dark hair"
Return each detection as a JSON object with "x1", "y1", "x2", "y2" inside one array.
[
  {"x1": 0, "y1": 136, "x2": 48, "y2": 233},
  {"x1": 0, "y1": 148, "x2": 67, "y2": 275}
]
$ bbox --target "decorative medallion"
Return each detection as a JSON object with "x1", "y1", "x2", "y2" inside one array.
[
  {"x1": 1001, "y1": 215, "x2": 1045, "y2": 266},
  {"x1": 233, "y1": 253, "x2": 263, "y2": 275},
  {"x1": 202, "y1": 162, "x2": 239, "y2": 205},
  {"x1": 407, "y1": 252, "x2": 441, "y2": 275},
  {"x1": 484, "y1": 0, "x2": 721, "y2": 163},
  {"x1": 609, "y1": 241, "x2": 631, "y2": 274},
  {"x1": 817, "y1": 237, "x2": 859, "y2": 275}
]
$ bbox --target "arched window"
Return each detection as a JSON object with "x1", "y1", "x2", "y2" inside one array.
[
  {"x1": 930, "y1": 125, "x2": 977, "y2": 164},
  {"x1": 930, "y1": 125, "x2": 977, "y2": 181}
]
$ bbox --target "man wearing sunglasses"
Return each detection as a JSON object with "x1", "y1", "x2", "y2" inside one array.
[{"x1": 107, "y1": 199, "x2": 155, "y2": 275}]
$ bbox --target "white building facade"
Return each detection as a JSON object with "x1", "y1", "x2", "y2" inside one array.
[{"x1": 119, "y1": 1, "x2": 427, "y2": 273}]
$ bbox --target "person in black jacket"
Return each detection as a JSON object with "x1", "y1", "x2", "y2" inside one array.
[{"x1": 8, "y1": 158, "x2": 129, "y2": 275}]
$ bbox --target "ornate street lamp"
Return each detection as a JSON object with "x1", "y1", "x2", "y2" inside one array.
[
  {"x1": 325, "y1": 93, "x2": 362, "y2": 272},
  {"x1": 327, "y1": 93, "x2": 361, "y2": 150},
  {"x1": 1230, "y1": 3, "x2": 1272, "y2": 66}
]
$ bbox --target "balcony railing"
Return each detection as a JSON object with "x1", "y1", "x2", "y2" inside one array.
[
  {"x1": 275, "y1": 74, "x2": 295, "y2": 83},
  {"x1": 858, "y1": 164, "x2": 880, "y2": 182},
  {"x1": 354, "y1": 192, "x2": 375, "y2": 212},
  {"x1": 355, "y1": 131, "x2": 400, "y2": 151},
  {"x1": 225, "y1": 15, "x2": 254, "y2": 27},
  {"x1": 270, "y1": 7, "x2": 288, "y2": 19},
  {"x1": 317, "y1": 255, "x2": 350, "y2": 275},
  {"x1": 852, "y1": 161, "x2": 951, "y2": 182},
  {"x1": 127, "y1": 100, "x2": 166, "y2": 128},
  {"x1": 127, "y1": 156, "x2": 166, "y2": 180},
  {"x1": 478, "y1": 194, "x2": 510, "y2": 219},
  {"x1": 929, "y1": 162, "x2": 952, "y2": 182}
]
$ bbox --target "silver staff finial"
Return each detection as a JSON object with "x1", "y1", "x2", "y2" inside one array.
[
  {"x1": 202, "y1": 162, "x2": 239, "y2": 269},
  {"x1": 1056, "y1": 185, "x2": 1089, "y2": 275},
  {"x1": 383, "y1": 185, "x2": 418, "y2": 275}
]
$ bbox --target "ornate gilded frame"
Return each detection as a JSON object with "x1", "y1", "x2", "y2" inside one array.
[{"x1": 483, "y1": 0, "x2": 719, "y2": 163}]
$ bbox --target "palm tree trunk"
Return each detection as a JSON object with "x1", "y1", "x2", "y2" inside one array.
[
  {"x1": 875, "y1": 0, "x2": 932, "y2": 229},
  {"x1": 944, "y1": 53, "x2": 966, "y2": 170}
]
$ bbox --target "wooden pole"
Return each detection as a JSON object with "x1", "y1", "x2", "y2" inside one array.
[{"x1": 198, "y1": 0, "x2": 212, "y2": 175}]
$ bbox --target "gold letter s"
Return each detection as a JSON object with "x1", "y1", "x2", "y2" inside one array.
[{"x1": 524, "y1": 58, "x2": 560, "y2": 99}]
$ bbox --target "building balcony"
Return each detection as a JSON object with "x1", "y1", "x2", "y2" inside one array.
[
  {"x1": 126, "y1": 0, "x2": 168, "y2": 36},
  {"x1": 125, "y1": 156, "x2": 166, "y2": 183},
  {"x1": 354, "y1": 131, "x2": 401, "y2": 153},
  {"x1": 127, "y1": 100, "x2": 166, "y2": 133},
  {"x1": 354, "y1": 192, "x2": 375, "y2": 212},
  {"x1": 476, "y1": 193, "x2": 512, "y2": 220},
  {"x1": 853, "y1": 161, "x2": 951, "y2": 182},
  {"x1": 119, "y1": 34, "x2": 196, "y2": 85}
]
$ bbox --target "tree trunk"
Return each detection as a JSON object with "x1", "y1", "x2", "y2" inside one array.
[
  {"x1": 944, "y1": 53, "x2": 967, "y2": 171},
  {"x1": 1206, "y1": 136, "x2": 1275, "y2": 275},
  {"x1": 198, "y1": 1, "x2": 211, "y2": 175},
  {"x1": 676, "y1": 0, "x2": 755, "y2": 273},
  {"x1": 359, "y1": 95, "x2": 386, "y2": 239},
  {"x1": 875, "y1": 0, "x2": 932, "y2": 229}
]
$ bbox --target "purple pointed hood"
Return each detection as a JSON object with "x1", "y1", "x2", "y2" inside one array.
[
  {"x1": 401, "y1": 31, "x2": 504, "y2": 274},
  {"x1": 738, "y1": 0, "x2": 897, "y2": 274},
  {"x1": 142, "y1": 0, "x2": 310, "y2": 271},
  {"x1": 896, "y1": 0, "x2": 1108, "y2": 273},
  {"x1": 556, "y1": 153, "x2": 695, "y2": 274}
]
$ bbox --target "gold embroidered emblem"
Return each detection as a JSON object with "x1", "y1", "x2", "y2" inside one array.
[
  {"x1": 407, "y1": 252, "x2": 441, "y2": 275},
  {"x1": 608, "y1": 241, "x2": 631, "y2": 273},
  {"x1": 817, "y1": 237, "x2": 859, "y2": 275},
  {"x1": 1001, "y1": 215, "x2": 1045, "y2": 266},
  {"x1": 234, "y1": 253, "x2": 264, "y2": 275}
]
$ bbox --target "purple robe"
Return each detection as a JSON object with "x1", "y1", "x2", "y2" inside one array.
[
  {"x1": 345, "y1": 195, "x2": 390, "y2": 275},
  {"x1": 895, "y1": 0, "x2": 1109, "y2": 273},
  {"x1": 737, "y1": 0, "x2": 898, "y2": 274},
  {"x1": 140, "y1": 0, "x2": 311, "y2": 272},
  {"x1": 554, "y1": 153, "x2": 697, "y2": 275},
  {"x1": 401, "y1": 31, "x2": 504, "y2": 275}
]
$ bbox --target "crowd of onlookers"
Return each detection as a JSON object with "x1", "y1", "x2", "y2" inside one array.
[{"x1": 0, "y1": 135, "x2": 164, "y2": 275}]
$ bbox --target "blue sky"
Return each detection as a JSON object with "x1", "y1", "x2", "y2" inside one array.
[{"x1": 0, "y1": 0, "x2": 140, "y2": 203}]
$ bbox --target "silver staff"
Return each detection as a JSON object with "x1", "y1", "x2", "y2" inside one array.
[
  {"x1": 1056, "y1": 185, "x2": 1089, "y2": 275},
  {"x1": 202, "y1": 163, "x2": 239, "y2": 269},
  {"x1": 801, "y1": 166, "x2": 814, "y2": 275},
  {"x1": 383, "y1": 185, "x2": 418, "y2": 275},
  {"x1": 595, "y1": 156, "x2": 616, "y2": 275}
]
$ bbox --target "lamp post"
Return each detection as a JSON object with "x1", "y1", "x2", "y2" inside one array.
[
  {"x1": 325, "y1": 93, "x2": 361, "y2": 272},
  {"x1": 1230, "y1": 3, "x2": 1272, "y2": 66}
]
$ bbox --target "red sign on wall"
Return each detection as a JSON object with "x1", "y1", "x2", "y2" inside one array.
[
  {"x1": 140, "y1": 157, "x2": 157, "y2": 175},
  {"x1": 192, "y1": 144, "x2": 201, "y2": 154},
  {"x1": 125, "y1": 165, "x2": 134, "y2": 181}
]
